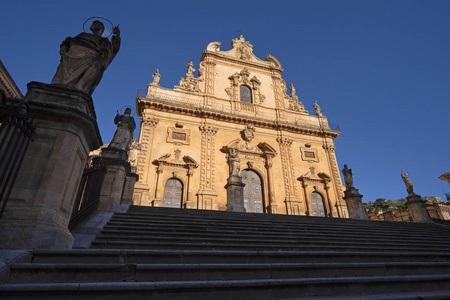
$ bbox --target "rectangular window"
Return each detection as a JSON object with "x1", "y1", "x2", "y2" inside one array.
[
  {"x1": 304, "y1": 151, "x2": 315, "y2": 158},
  {"x1": 172, "y1": 132, "x2": 186, "y2": 141}
]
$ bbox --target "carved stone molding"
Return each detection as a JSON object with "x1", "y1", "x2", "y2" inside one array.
[
  {"x1": 142, "y1": 117, "x2": 159, "y2": 127},
  {"x1": 175, "y1": 61, "x2": 199, "y2": 93},
  {"x1": 198, "y1": 125, "x2": 218, "y2": 135}
]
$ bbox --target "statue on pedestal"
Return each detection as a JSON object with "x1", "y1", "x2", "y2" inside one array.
[
  {"x1": 342, "y1": 164, "x2": 353, "y2": 190},
  {"x1": 51, "y1": 20, "x2": 121, "y2": 95},
  {"x1": 401, "y1": 169, "x2": 414, "y2": 195},
  {"x1": 230, "y1": 149, "x2": 241, "y2": 176},
  {"x1": 108, "y1": 108, "x2": 136, "y2": 151}
]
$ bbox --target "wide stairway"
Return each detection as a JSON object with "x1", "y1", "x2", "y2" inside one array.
[{"x1": 2, "y1": 206, "x2": 450, "y2": 299}]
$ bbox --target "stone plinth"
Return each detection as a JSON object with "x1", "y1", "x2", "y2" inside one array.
[
  {"x1": 94, "y1": 148, "x2": 131, "y2": 212},
  {"x1": 225, "y1": 175, "x2": 246, "y2": 212},
  {"x1": 343, "y1": 187, "x2": 368, "y2": 220},
  {"x1": 122, "y1": 173, "x2": 139, "y2": 205},
  {"x1": 0, "y1": 82, "x2": 102, "y2": 249},
  {"x1": 406, "y1": 193, "x2": 431, "y2": 223}
]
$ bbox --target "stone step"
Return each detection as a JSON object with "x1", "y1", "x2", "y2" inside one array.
[
  {"x1": 30, "y1": 249, "x2": 450, "y2": 264},
  {"x1": 98, "y1": 227, "x2": 450, "y2": 247},
  {"x1": 1, "y1": 274, "x2": 450, "y2": 299},
  {"x1": 8, "y1": 261, "x2": 450, "y2": 284},
  {"x1": 90, "y1": 238, "x2": 450, "y2": 252},
  {"x1": 124, "y1": 206, "x2": 447, "y2": 231},
  {"x1": 107, "y1": 215, "x2": 450, "y2": 238},
  {"x1": 93, "y1": 232, "x2": 450, "y2": 252}
]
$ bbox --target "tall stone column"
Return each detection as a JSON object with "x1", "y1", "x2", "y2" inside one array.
[{"x1": 0, "y1": 82, "x2": 102, "y2": 249}]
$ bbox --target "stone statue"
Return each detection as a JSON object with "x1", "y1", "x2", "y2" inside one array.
[
  {"x1": 314, "y1": 101, "x2": 322, "y2": 116},
  {"x1": 401, "y1": 169, "x2": 414, "y2": 195},
  {"x1": 342, "y1": 164, "x2": 353, "y2": 189},
  {"x1": 152, "y1": 69, "x2": 161, "y2": 85},
  {"x1": 127, "y1": 137, "x2": 141, "y2": 167},
  {"x1": 289, "y1": 83, "x2": 297, "y2": 99},
  {"x1": 51, "y1": 21, "x2": 121, "y2": 95},
  {"x1": 186, "y1": 62, "x2": 195, "y2": 79},
  {"x1": 108, "y1": 108, "x2": 136, "y2": 151},
  {"x1": 230, "y1": 149, "x2": 241, "y2": 176}
]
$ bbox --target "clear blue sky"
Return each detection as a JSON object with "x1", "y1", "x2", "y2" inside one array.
[{"x1": 3, "y1": 0, "x2": 450, "y2": 203}]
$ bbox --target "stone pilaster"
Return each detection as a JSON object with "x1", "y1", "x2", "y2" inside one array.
[
  {"x1": 197, "y1": 125, "x2": 218, "y2": 210},
  {"x1": 265, "y1": 156, "x2": 277, "y2": 214},
  {"x1": 225, "y1": 175, "x2": 246, "y2": 212},
  {"x1": 343, "y1": 187, "x2": 368, "y2": 220},
  {"x1": 277, "y1": 137, "x2": 302, "y2": 215},
  {"x1": 406, "y1": 194, "x2": 432, "y2": 223},
  {"x1": 323, "y1": 144, "x2": 345, "y2": 217},
  {"x1": 134, "y1": 116, "x2": 158, "y2": 205},
  {"x1": 0, "y1": 82, "x2": 102, "y2": 249}
]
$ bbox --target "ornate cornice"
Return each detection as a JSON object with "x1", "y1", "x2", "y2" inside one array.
[{"x1": 137, "y1": 97, "x2": 339, "y2": 139}]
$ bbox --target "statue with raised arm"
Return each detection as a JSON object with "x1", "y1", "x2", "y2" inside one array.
[
  {"x1": 342, "y1": 164, "x2": 353, "y2": 189},
  {"x1": 401, "y1": 169, "x2": 414, "y2": 195},
  {"x1": 230, "y1": 149, "x2": 241, "y2": 176},
  {"x1": 108, "y1": 108, "x2": 136, "y2": 151},
  {"x1": 51, "y1": 20, "x2": 121, "y2": 95}
]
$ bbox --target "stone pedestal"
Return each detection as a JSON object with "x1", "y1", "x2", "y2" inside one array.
[
  {"x1": 343, "y1": 187, "x2": 368, "y2": 220},
  {"x1": 0, "y1": 82, "x2": 102, "y2": 249},
  {"x1": 94, "y1": 148, "x2": 131, "y2": 212},
  {"x1": 122, "y1": 173, "x2": 139, "y2": 205},
  {"x1": 406, "y1": 193, "x2": 431, "y2": 223},
  {"x1": 225, "y1": 175, "x2": 246, "y2": 212}
]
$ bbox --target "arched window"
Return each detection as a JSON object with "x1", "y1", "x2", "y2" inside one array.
[
  {"x1": 163, "y1": 178, "x2": 183, "y2": 208},
  {"x1": 241, "y1": 169, "x2": 265, "y2": 213},
  {"x1": 310, "y1": 191, "x2": 326, "y2": 217},
  {"x1": 240, "y1": 85, "x2": 252, "y2": 103}
]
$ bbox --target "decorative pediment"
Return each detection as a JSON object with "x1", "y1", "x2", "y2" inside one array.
[{"x1": 153, "y1": 150, "x2": 199, "y2": 170}]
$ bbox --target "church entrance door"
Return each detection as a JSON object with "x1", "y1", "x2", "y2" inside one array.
[
  {"x1": 241, "y1": 169, "x2": 264, "y2": 213},
  {"x1": 310, "y1": 191, "x2": 326, "y2": 216},
  {"x1": 163, "y1": 178, "x2": 183, "y2": 208}
]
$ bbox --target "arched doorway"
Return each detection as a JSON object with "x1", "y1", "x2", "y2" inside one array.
[
  {"x1": 310, "y1": 191, "x2": 326, "y2": 217},
  {"x1": 163, "y1": 178, "x2": 183, "y2": 208},
  {"x1": 241, "y1": 169, "x2": 264, "y2": 213}
]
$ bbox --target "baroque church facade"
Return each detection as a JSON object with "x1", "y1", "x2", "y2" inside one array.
[{"x1": 133, "y1": 36, "x2": 347, "y2": 217}]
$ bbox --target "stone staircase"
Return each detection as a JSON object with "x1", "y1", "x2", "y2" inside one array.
[{"x1": 2, "y1": 205, "x2": 450, "y2": 299}]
